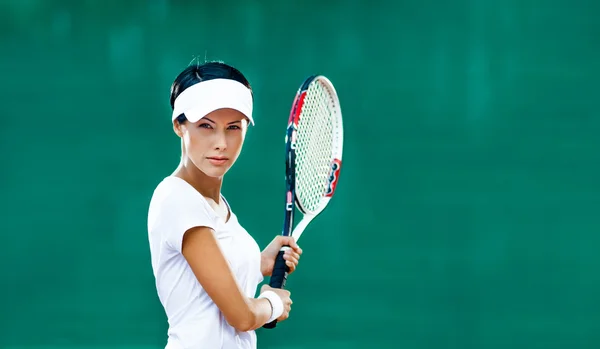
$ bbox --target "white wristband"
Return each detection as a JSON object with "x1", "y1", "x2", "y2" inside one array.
[{"x1": 258, "y1": 290, "x2": 284, "y2": 323}]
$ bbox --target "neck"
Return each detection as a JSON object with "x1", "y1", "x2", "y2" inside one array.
[{"x1": 174, "y1": 159, "x2": 222, "y2": 203}]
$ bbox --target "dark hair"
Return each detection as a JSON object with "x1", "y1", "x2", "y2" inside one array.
[{"x1": 170, "y1": 60, "x2": 253, "y2": 124}]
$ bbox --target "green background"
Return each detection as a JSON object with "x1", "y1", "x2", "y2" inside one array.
[{"x1": 1, "y1": 0, "x2": 599, "y2": 348}]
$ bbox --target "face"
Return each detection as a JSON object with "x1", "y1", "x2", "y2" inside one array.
[{"x1": 175, "y1": 108, "x2": 249, "y2": 178}]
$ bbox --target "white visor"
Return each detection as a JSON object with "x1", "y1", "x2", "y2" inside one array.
[{"x1": 172, "y1": 78, "x2": 254, "y2": 125}]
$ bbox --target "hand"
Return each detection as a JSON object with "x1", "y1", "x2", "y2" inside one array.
[
  {"x1": 261, "y1": 284, "x2": 292, "y2": 322},
  {"x1": 261, "y1": 236, "x2": 303, "y2": 277}
]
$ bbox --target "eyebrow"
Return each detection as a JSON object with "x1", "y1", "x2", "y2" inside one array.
[{"x1": 203, "y1": 117, "x2": 241, "y2": 125}]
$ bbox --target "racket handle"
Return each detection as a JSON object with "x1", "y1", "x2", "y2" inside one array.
[{"x1": 263, "y1": 249, "x2": 290, "y2": 329}]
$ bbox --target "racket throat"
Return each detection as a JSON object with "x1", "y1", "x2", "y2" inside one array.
[{"x1": 291, "y1": 214, "x2": 315, "y2": 242}]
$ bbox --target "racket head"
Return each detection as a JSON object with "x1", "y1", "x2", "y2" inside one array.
[{"x1": 285, "y1": 75, "x2": 344, "y2": 218}]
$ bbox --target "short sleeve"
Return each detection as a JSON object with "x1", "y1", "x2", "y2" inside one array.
[{"x1": 148, "y1": 179, "x2": 217, "y2": 253}]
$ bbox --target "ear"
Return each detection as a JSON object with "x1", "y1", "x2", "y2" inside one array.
[{"x1": 173, "y1": 120, "x2": 184, "y2": 138}]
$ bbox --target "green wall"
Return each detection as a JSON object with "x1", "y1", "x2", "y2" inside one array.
[{"x1": 1, "y1": 0, "x2": 599, "y2": 348}]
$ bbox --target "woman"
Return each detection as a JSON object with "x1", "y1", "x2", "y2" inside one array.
[{"x1": 147, "y1": 60, "x2": 303, "y2": 349}]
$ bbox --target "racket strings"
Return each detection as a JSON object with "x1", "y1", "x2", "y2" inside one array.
[{"x1": 294, "y1": 81, "x2": 338, "y2": 214}]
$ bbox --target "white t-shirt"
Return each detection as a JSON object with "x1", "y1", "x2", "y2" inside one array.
[{"x1": 147, "y1": 176, "x2": 264, "y2": 349}]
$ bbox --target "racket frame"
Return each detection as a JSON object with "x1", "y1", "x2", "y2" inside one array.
[
  {"x1": 291, "y1": 75, "x2": 343, "y2": 242},
  {"x1": 263, "y1": 75, "x2": 343, "y2": 329}
]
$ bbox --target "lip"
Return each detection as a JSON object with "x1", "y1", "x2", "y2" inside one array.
[{"x1": 207, "y1": 157, "x2": 229, "y2": 166}]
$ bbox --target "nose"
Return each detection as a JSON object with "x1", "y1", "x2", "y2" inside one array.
[{"x1": 214, "y1": 129, "x2": 227, "y2": 151}]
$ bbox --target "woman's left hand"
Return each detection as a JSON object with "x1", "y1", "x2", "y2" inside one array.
[{"x1": 261, "y1": 236, "x2": 303, "y2": 277}]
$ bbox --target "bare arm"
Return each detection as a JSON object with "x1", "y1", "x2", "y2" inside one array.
[{"x1": 181, "y1": 226, "x2": 272, "y2": 332}]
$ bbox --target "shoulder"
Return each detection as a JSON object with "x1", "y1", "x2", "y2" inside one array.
[
  {"x1": 149, "y1": 177, "x2": 195, "y2": 210},
  {"x1": 150, "y1": 176, "x2": 196, "y2": 203},
  {"x1": 148, "y1": 176, "x2": 220, "y2": 252},
  {"x1": 148, "y1": 176, "x2": 215, "y2": 229}
]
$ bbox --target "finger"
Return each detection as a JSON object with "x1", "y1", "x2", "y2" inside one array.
[
  {"x1": 290, "y1": 241, "x2": 302, "y2": 254},
  {"x1": 283, "y1": 250, "x2": 299, "y2": 261},
  {"x1": 284, "y1": 250, "x2": 301, "y2": 261},
  {"x1": 279, "y1": 236, "x2": 299, "y2": 249},
  {"x1": 286, "y1": 260, "x2": 297, "y2": 273},
  {"x1": 286, "y1": 258, "x2": 299, "y2": 273},
  {"x1": 290, "y1": 245, "x2": 302, "y2": 255},
  {"x1": 285, "y1": 257, "x2": 299, "y2": 271}
]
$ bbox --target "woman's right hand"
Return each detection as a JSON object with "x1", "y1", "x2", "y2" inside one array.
[{"x1": 261, "y1": 284, "x2": 293, "y2": 321}]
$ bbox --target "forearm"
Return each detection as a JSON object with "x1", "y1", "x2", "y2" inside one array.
[
  {"x1": 224, "y1": 297, "x2": 269, "y2": 332},
  {"x1": 247, "y1": 290, "x2": 284, "y2": 331},
  {"x1": 247, "y1": 298, "x2": 273, "y2": 330}
]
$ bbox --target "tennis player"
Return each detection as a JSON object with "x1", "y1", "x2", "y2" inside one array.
[{"x1": 147, "y1": 60, "x2": 303, "y2": 349}]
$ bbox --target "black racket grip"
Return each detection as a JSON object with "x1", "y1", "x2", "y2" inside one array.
[
  {"x1": 269, "y1": 250, "x2": 289, "y2": 289},
  {"x1": 263, "y1": 249, "x2": 289, "y2": 329}
]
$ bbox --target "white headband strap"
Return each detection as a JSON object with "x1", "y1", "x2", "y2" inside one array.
[{"x1": 172, "y1": 78, "x2": 254, "y2": 125}]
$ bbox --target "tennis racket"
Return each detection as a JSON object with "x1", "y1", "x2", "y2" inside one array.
[{"x1": 263, "y1": 75, "x2": 344, "y2": 329}]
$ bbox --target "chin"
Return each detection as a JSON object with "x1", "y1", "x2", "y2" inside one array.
[{"x1": 201, "y1": 166, "x2": 230, "y2": 178}]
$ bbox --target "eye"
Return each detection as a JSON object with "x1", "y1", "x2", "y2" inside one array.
[
  {"x1": 228, "y1": 125, "x2": 241, "y2": 130},
  {"x1": 198, "y1": 123, "x2": 213, "y2": 129}
]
